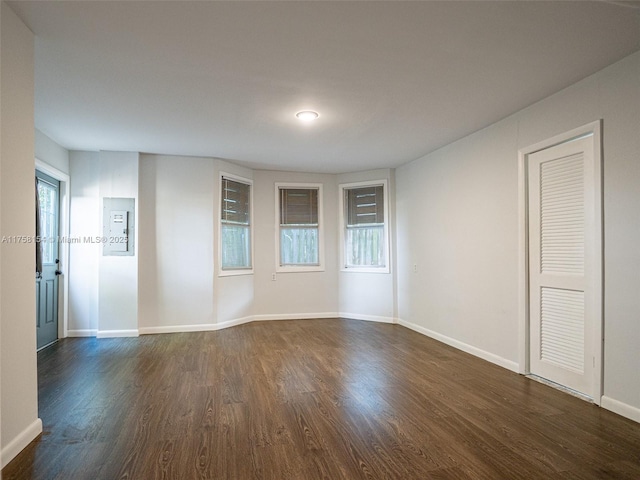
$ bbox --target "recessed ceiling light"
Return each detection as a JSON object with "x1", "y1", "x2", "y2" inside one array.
[{"x1": 296, "y1": 111, "x2": 319, "y2": 122}]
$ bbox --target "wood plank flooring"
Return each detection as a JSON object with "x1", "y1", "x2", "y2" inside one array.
[{"x1": 3, "y1": 318, "x2": 640, "y2": 479}]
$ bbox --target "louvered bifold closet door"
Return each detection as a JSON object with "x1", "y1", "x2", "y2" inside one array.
[{"x1": 528, "y1": 136, "x2": 595, "y2": 397}]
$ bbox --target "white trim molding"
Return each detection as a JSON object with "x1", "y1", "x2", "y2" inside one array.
[
  {"x1": 139, "y1": 324, "x2": 218, "y2": 335},
  {"x1": 96, "y1": 329, "x2": 139, "y2": 338},
  {"x1": 1, "y1": 418, "x2": 43, "y2": 469},
  {"x1": 275, "y1": 182, "x2": 325, "y2": 273},
  {"x1": 397, "y1": 317, "x2": 519, "y2": 373},
  {"x1": 36, "y1": 159, "x2": 71, "y2": 341},
  {"x1": 338, "y1": 179, "x2": 391, "y2": 274},
  {"x1": 67, "y1": 329, "x2": 98, "y2": 337},
  {"x1": 138, "y1": 314, "x2": 344, "y2": 335},
  {"x1": 339, "y1": 313, "x2": 396, "y2": 324},
  {"x1": 253, "y1": 312, "x2": 339, "y2": 322},
  {"x1": 601, "y1": 396, "x2": 640, "y2": 424},
  {"x1": 218, "y1": 171, "x2": 254, "y2": 277},
  {"x1": 139, "y1": 317, "x2": 253, "y2": 335},
  {"x1": 518, "y1": 120, "x2": 604, "y2": 405},
  {"x1": 214, "y1": 316, "x2": 256, "y2": 330}
]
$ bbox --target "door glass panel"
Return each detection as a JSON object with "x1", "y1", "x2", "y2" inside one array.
[{"x1": 38, "y1": 181, "x2": 57, "y2": 264}]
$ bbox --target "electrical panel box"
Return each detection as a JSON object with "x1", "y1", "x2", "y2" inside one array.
[
  {"x1": 108, "y1": 210, "x2": 128, "y2": 252},
  {"x1": 103, "y1": 198, "x2": 135, "y2": 256}
]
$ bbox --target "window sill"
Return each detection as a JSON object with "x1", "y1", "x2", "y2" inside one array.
[
  {"x1": 340, "y1": 266, "x2": 390, "y2": 274},
  {"x1": 276, "y1": 265, "x2": 325, "y2": 273},
  {"x1": 219, "y1": 269, "x2": 254, "y2": 277}
]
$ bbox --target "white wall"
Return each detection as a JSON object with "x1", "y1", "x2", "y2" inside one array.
[
  {"x1": 137, "y1": 155, "x2": 258, "y2": 332},
  {"x1": 253, "y1": 170, "x2": 339, "y2": 318},
  {"x1": 136, "y1": 159, "x2": 355, "y2": 329},
  {"x1": 73, "y1": 156, "x2": 346, "y2": 332},
  {"x1": 138, "y1": 154, "x2": 216, "y2": 332},
  {"x1": 68, "y1": 151, "x2": 99, "y2": 335},
  {"x1": 68, "y1": 151, "x2": 140, "y2": 337},
  {"x1": 97, "y1": 151, "x2": 139, "y2": 336},
  {"x1": 213, "y1": 160, "x2": 255, "y2": 326},
  {"x1": 337, "y1": 169, "x2": 396, "y2": 322},
  {"x1": 397, "y1": 118, "x2": 520, "y2": 369},
  {"x1": 35, "y1": 129, "x2": 69, "y2": 175},
  {"x1": 396, "y1": 51, "x2": 640, "y2": 418},
  {"x1": 0, "y1": 1, "x2": 42, "y2": 467}
]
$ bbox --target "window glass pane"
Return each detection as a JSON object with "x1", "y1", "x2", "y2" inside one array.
[
  {"x1": 221, "y1": 177, "x2": 251, "y2": 270},
  {"x1": 343, "y1": 183, "x2": 386, "y2": 269},
  {"x1": 221, "y1": 225, "x2": 251, "y2": 269},
  {"x1": 346, "y1": 225, "x2": 385, "y2": 267},
  {"x1": 280, "y1": 227, "x2": 319, "y2": 265},
  {"x1": 280, "y1": 188, "x2": 318, "y2": 225},
  {"x1": 346, "y1": 185, "x2": 384, "y2": 226},
  {"x1": 279, "y1": 186, "x2": 321, "y2": 267},
  {"x1": 222, "y1": 178, "x2": 250, "y2": 225},
  {"x1": 38, "y1": 181, "x2": 57, "y2": 264}
]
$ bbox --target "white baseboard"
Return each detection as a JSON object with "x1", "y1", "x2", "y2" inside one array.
[
  {"x1": 139, "y1": 323, "x2": 218, "y2": 335},
  {"x1": 82, "y1": 314, "x2": 346, "y2": 337},
  {"x1": 340, "y1": 312, "x2": 396, "y2": 324},
  {"x1": 139, "y1": 313, "x2": 398, "y2": 335},
  {"x1": 69, "y1": 313, "x2": 397, "y2": 339},
  {"x1": 139, "y1": 313, "x2": 395, "y2": 335},
  {"x1": 397, "y1": 318, "x2": 519, "y2": 373},
  {"x1": 67, "y1": 329, "x2": 98, "y2": 337},
  {"x1": 253, "y1": 312, "x2": 340, "y2": 322},
  {"x1": 601, "y1": 396, "x2": 640, "y2": 424},
  {"x1": 215, "y1": 315, "x2": 256, "y2": 329},
  {"x1": 1, "y1": 418, "x2": 43, "y2": 469},
  {"x1": 139, "y1": 315, "x2": 337, "y2": 334},
  {"x1": 96, "y1": 329, "x2": 139, "y2": 338},
  {"x1": 139, "y1": 316, "x2": 254, "y2": 335}
]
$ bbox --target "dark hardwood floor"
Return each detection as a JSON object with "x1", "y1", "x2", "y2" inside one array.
[{"x1": 3, "y1": 318, "x2": 640, "y2": 479}]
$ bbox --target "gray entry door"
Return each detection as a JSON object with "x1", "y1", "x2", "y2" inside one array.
[{"x1": 36, "y1": 171, "x2": 60, "y2": 350}]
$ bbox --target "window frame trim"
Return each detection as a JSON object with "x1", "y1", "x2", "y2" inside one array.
[
  {"x1": 218, "y1": 172, "x2": 254, "y2": 277},
  {"x1": 275, "y1": 182, "x2": 325, "y2": 273},
  {"x1": 339, "y1": 179, "x2": 390, "y2": 274}
]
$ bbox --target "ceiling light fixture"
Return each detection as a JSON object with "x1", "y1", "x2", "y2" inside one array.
[{"x1": 296, "y1": 110, "x2": 319, "y2": 122}]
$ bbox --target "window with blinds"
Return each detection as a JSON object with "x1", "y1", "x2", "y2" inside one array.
[
  {"x1": 221, "y1": 176, "x2": 251, "y2": 270},
  {"x1": 343, "y1": 183, "x2": 386, "y2": 269},
  {"x1": 278, "y1": 186, "x2": 321, "y2": 267}
]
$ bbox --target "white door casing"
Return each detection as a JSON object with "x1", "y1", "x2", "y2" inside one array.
[
  {"x1": 36, "y1": 158, "x2": 71, "y2": 341},
  {"x1": 519, "y1": 121, "x2": 603, "y2": 404}
]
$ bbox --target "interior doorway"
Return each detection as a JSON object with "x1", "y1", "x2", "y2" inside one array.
[
  {"x1": 519, "y1": 121, "x2": 603, "y2": 404},
  {"x1": 35, "y1": 158, "x2": 70, "y2": 349},
  {"x1": 36, "y1": 170, "x2": 60, "y2": 349}
]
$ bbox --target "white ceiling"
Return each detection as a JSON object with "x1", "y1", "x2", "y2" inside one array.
[{"x1": 9, "y1": 1, "x2": 640, "y2": 174}]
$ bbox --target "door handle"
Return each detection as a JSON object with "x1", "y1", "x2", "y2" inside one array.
[{"x1": 55, "y1": 270, "x2": 62, "y2": 276}]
